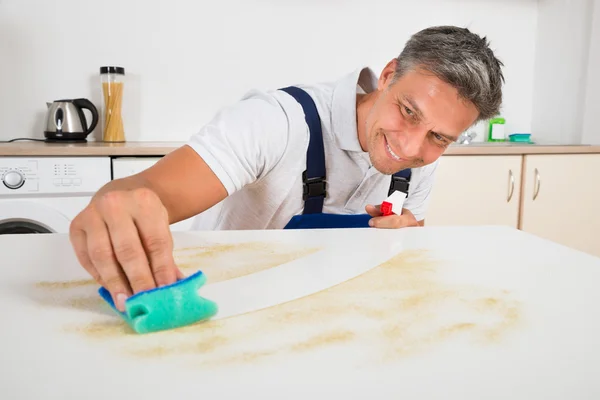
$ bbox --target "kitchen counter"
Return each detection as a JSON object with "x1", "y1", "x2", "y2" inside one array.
[
  {"x1": 446, "y1": 141, "x2": 600, "y2": 155},
  {"x1": 1, "y1": 225, "x2": 599, "y2": 398},
  {"x1": 0, "y1": 141, "x2": 186, "y2": 156},
  {"x1": 1, "y1": 140, "x2": 599, "y2": 156}
]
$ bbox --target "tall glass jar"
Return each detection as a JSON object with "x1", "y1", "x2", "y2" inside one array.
[{"x1": 100, "y1": 66, "x2": 126, "y2": 142}]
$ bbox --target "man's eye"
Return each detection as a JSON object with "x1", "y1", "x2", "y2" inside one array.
[
  {"x1": 404, "y1": 106, "x2": 413, "y2": 116},
  {"x1": 432, "y1": 133, "x2": 448, "y2": 145}
]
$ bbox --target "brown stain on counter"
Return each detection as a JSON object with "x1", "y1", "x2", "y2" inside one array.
[
  {"x1": 173, "y1": 241, "x2": 321, "y2": 283},
  {"x1": 35, "y1": 278, "x2": 95, "y2": 289},
  {"x1": 34, "y1": 241, "x2": 321, "y2": 291},
  {"x1": 70, "y1": 320, "x2": 131, "y2": 338},
  {"x1": 38, "y1": 244, "x2": 522, "y2": 369},
  {"x1": 290, "y1": 330, "x2": 357, "y2": 352}
]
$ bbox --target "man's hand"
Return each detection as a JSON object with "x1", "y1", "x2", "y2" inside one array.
[
  {"x1": 365, "y1": 204, "x2": 423, "y2": 228},
  {"x1": 69, "y1": 186, "x2": 184, "y2": 313},
  {"x1": 68, "y1": 145, "x2": 228, "y2": 313}
]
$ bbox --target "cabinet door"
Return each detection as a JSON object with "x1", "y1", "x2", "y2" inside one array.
[
  {"x1": 425, "y1": 155, "x2": 522, "y2": 228},
  {"x1": 521, "y1": 154, "x2": 600, "y2": 257}
]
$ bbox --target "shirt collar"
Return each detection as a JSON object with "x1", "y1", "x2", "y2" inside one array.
[{"x1": 331, "y1": 66, "x2": 379, "y2": 152}]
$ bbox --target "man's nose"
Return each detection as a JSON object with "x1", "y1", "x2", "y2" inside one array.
[{"x1": 398, "y1": 126, "x2": 426, "y2": 158}]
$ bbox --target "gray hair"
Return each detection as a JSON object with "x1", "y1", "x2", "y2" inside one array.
[{"x1": 394, "y1": 26, "x2": 505, "y2": 122}]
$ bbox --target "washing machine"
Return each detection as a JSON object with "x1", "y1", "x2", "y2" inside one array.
[{"x1": 0, "y1": 157, "x2": 111, "y2": 234}]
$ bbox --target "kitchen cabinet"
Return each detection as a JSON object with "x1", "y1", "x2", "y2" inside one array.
[
  {"x1": 520, "y1": 154, "x2": 600, "y2": 257},
  {"x1": 425, "y1": 155, "x2": 522, "y2": 228}
]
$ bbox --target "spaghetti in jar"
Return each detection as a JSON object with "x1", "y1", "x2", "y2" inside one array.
[{"x1": 100, "y1": 66, "x2": 126, "y2": 142}]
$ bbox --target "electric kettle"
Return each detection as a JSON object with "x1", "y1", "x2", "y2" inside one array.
[{"x1": 43, "y1": 98, "x2": 99, "y2": 142}]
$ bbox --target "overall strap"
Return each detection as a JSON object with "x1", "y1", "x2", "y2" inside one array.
[
  {"x1": 389, "y1": 168, "x2": 412, "y2": 197},
  {"x1": 279, "y1": 86, "x2": 326, "y2": 214},
  {"x1": 280, "y1": 86, "x2": 412, "y2": 212}
]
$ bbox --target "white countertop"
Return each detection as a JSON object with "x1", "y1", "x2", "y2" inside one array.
[{"x1": 1, "y1": 225, "x2": 600, "y2": 399}]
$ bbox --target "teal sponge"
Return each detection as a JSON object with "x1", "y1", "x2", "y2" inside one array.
[{"x1": 98, "y1": 270, "x2": 218, "y2": 334}]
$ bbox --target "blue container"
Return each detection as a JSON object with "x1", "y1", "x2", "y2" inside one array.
[{"x1": 508, "y1": 133, "x2": 532, "y2": 143}]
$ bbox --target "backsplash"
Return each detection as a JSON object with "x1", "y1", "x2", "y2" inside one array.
[{"x1": 0, "y1": 0, "x2": 540, "y2": 143}]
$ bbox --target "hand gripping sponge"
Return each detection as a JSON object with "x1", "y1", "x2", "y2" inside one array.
[{"x1": 98, "y1": 271, "x2": 218, "y2": 334}]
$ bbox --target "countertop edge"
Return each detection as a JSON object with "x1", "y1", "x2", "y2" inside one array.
[
  {"x1": 1, "y1": 141, "x2": 600, "y2": 156},
  {"x1": 444, "y1": 145, "x2": 600, "y2": 155},
  {"x1": 0, "y1": 142, "x2": 187, "y2": 157}
]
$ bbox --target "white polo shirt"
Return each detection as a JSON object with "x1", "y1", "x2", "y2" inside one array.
[{"x1": 186, "y1": 67, "x2": 439, "y2": 230}]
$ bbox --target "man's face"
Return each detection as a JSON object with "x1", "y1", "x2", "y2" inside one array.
[{"x1": 362, "y1": 60, "x2": 480, "y2": 174}]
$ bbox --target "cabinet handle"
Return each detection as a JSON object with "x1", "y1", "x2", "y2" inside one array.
[
  {"x1": 533, "y1": 168, "x2": 541, "y2": 200},
  {"x1": 507, "y1": 169, "x2": 515, "y2": 202}
]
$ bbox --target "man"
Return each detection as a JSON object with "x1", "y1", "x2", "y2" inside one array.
[{"x1": 69, "y1": 25, "x2": 504, "y2": 312}]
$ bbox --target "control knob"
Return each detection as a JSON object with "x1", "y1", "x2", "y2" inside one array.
[{"x1": 2, "y1": 170, "x2": 25, "y2": 189}]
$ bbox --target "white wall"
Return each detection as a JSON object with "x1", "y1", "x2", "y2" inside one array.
[
  {"x1": 531, "y1": 0, "x2": 595, "y2": 144},
  {"x1": 0, "y1": 0, "x2": 538, "y2": 143},
  {"x1": 582, "y1": 0, "x2": 600, "y2": 145}
]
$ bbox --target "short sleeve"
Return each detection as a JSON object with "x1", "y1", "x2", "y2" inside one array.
[
  {"x1": 186, "y1": 90, "x2": 290, "y2": 196},
  {"x1": 403, "y1": 159, "x2": 439, "y2": 222}
]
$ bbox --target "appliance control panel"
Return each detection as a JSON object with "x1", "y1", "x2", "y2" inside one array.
[{"x1": 0, "y1": 157, "x2": 111, "y2": 196}]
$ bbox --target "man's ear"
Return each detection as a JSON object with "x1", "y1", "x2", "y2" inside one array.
[{"x1": 378, "y1": 58, "x2": 398, "y2": 91}]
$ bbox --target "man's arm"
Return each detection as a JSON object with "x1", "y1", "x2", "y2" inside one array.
[
  {"x1": 70, "y1": 145, "x2": 228, "y2": 312},
  {"x1": 127, "y1": 145, "x2": 228, "y2": 224},
  {"x1": 70, "y1": 91, "x2": 290, "y2": 312}
]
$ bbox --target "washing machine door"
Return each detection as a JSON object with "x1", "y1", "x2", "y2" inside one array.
[{"x1": 0, "y1": 201, "x2": 71, "y2": 234}]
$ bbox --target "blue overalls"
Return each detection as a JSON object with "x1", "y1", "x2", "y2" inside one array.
[{"x1": 280, "y1": 86, "x2": 412, "y2": 230}]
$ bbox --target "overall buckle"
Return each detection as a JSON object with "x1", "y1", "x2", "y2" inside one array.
[
  {"x1": 388, "y1": 175, "x2": 410, "y2": 196},
  {"x1": 303, "y1": 171, "x2": 327, "y2": 201}
]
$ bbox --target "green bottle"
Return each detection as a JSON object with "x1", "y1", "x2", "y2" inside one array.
[{"x1": 488, "y1": 116, "x2": 506, "y2": 142}]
